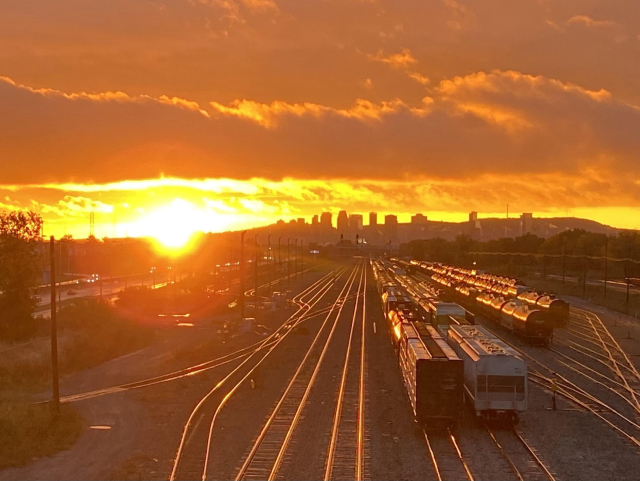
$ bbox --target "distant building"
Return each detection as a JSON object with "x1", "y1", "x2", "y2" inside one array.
[
  {"x1": 384, "y1": 214, "x2": 398, "y2": 241},
  {"x1": 369, "y1": 212, "x2": 378, "y2": 226},
  {"x1": 297, "y1": 218, "x2": 306, "y2": 224},
  {"x1": 411, "y1": 213, "x2": 427, "y2": 224},
  {"x1": 468, "y1": 211, "x2": 481, "y2": 239},
  {"x1": 320, "y1": 212, "x2": 332, "y2": 228},
  {"x1": 520, "y1": 213, "x2": 533, "y2": 235},
  {"x1": 337, "y1": 210, "x2": 349, "y2": 234},
  {"x1": 277, "y1": 219, "x2": 285, "y2": 225},
  {"x1": 350, "y1": 214, "x2": 363, "y2": 231},
  {"x1": 311, "y1": 214, "x2": 319, "y2": 226}
]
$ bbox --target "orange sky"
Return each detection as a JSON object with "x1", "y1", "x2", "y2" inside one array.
[{"x1": 0, "y1": 0, "x2": 638, "y2": 239}]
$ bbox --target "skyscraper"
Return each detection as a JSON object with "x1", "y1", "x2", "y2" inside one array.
[
  {"x1": 337, "y1": 210, "x2": 349, "y2": 234},
  {"x1": 369, "y1": 212, "x2": 377, "y2": 226},
  {"x1": 520, "y1": 213, "x2": 533, "y2": 235},
  {"x1": 350, "y1": 214, "x2": 363, "y2": 231},
  {"x1": 384, "y1": 214, "x2": 398, "y2": 241},
  {"x1": 320, "y1": 212, "x2": 332, "y2": 228}
]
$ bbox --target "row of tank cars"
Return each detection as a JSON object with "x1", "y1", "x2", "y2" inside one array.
[
  {"x1": 415, "y1": 263, "x2": 570, "y2": 346},
  {"x1": 372, "y1": 260, "x2": 527, "y2": 427}
]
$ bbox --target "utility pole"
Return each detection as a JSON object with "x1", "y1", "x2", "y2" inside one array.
[
  {"x1": 49, "y1": 237, "x2": 60, "y2": 415},
  {"x1": 287, "y1": 238, "x2": 291, "y2": 287},
  {"x1": 300, "y1": 239, "x2": 304, "y2": 280},
  {"x1": 240, "y1": 231, "x2": 246, "y2": 320},
  {"x1": 294, "y1": 239, "x2": 298, "y2": 282},
  {"x1": 603, "y1": 236, "x2": 608, "y2": 299},
  {"x1": 278, "y1": 236, "x2": 282, "y2": 288},
  {"x1": 562, "y1": 241, "x2": 566, "y2": 285},
  {"x1": 542, "y1": 254, "x2": 547, "y2": 281},
  {"x1": 626, "y1": 241, "x2": 631, "y2": 310},
  {"x1": 267, "y1": 234, "x2": 272, "y2": 297},
  {"x1": 582, "y1": 245, "x2": 587, "y2": 294},
  {"x1": 254, "y1": 234, "x2": 259, "y2": 309}
]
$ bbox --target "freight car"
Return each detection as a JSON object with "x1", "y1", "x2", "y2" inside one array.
[
  {"x1": 446, "y1": 324, "x2": 527, "y2": 424},
  {"x1": 388, "y1": 308, "x2": 418, "y2": 346},
  {"x1": 415, "y1": 294, "x2": 475, "y2": 333},
  {"x1": 516, "y1": 292, "x2": 569, "y2": 327},
  {"x1": 475, "y1": 292, "x2": 554, "y2": 345},
  {"x1": 398, "y1": 322, "x2": 464, "y2": 429}
]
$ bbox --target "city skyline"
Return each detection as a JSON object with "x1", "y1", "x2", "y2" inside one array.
[{"x1": 1, "y1": 1, "x2": 638, "y2": 243}]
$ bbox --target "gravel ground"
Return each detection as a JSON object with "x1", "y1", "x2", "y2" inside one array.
[
  {"x1": 2, "y1": 264, "x2": 638, "y2": 481},
  {"x1": 0, "y1": 268, "x2": 329, "y2": 481}
]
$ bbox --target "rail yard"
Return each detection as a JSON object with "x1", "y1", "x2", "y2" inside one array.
[{"x1": 1, "y1": 258, "x2": 638, "y2": 481}]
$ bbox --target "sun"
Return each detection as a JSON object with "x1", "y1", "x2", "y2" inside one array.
[{"x1": 138, "y1": 199, "x2": 201, "y2": 250}]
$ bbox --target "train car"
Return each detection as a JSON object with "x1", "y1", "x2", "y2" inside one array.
[
  {"x1": 446, "y1": 325, "x2": 527, "y2": 424},
  {"x1": 506, "y1": 284, "x2": 529, "y2": 298},
  {"x1": 510, "y1": 304, "x2": 554, "y2": 345},
  {"x1": 398, "y1": 322, "x2": 464, "y2": 428},
  {"x1": 388, "y1": 309, "x2": 418, "y2": 346},
  {"x1": 534, "y1": 295, "x2": 570, "y2": 327},
  {"x1": 516, "y1": 290, "x2": 542, "y2": 307},
  {"x1": 421, "y1": 299, "x2": 474, "y2": 336},
  {"x1": 477, "y1": 294, "x2": 553, "y2": 345},
  {"x1": 381, "y1": 288, "x2": 412, "y2": 317}
]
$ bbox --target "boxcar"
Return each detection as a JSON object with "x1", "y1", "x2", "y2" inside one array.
[{"x1": 398, "y1": 322, "x2": 464, "y2": 428}]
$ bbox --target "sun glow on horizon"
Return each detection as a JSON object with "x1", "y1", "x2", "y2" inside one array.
[{"x1": 131, "y1": 198, "x2": 206, "y2": 250}]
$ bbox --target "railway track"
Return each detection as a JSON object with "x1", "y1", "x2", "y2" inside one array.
[
  {"x1": 231, "y1": 262, "x2": 363, "y2": 481},
  {"x1": 169, "y1": 266, "x2": 348, "y2": 481},
  {"x1": 485, "y1": 426, "x2": 556, "y2": 481},
  {"x1": 424, "y1": 429, "x2": 474, "y2": 481},
  {"x1": 324, "y1": 264, "x2": 367, "y2": 481},
  {"x1": 479, "y1": 322, "x2": 640, "y2": 448},
  {"x1": 570, "y1": 309, "x2": 640, "y2": 397},
  {"x1": 56, "y1": 269, "x2": 325, "y2": 405}
]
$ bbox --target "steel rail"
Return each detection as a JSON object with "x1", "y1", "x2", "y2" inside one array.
[
  {"x1": 267, "y1": 261, "x2": 364, "y2": 481},
  {"x1": 169, "y1": 266, "x2": 344, "y2": 481},
  {"x1": 230, "y1": 262, "x2": 360, "y2": 481},
  {"x1": 324, "y1": 264, "x2": 365, "y2": 481}
]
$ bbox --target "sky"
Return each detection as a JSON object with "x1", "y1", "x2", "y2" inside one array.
[{"x1": 0, "y1": 0, "x2": 638, "y2": 242}]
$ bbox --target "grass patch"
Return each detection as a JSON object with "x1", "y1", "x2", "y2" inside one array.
[
  {"x1": 0, "y1": 402, "x2": 84, "y2": 469},
  {"x1": 0, "y1": 299, "x2": 155, "y2": 399}
]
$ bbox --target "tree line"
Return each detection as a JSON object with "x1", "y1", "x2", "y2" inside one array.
[
  {"x1": 0, "y1": 211, "x2": 43, "y2": 341},
  {"x1": 400, "y1": 229, "x2": 640, "y2": 275}
]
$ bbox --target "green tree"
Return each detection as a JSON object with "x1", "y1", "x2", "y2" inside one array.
[{"x1": 0, "y1": 211, "x2": 43, "y2": 341}]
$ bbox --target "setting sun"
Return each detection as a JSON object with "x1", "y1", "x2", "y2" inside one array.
[{"x1": 134, "y1": 198, "x2": 201, "y2": 249}]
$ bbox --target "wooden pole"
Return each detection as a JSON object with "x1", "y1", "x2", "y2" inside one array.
[
  {"x1": 240, "y1": 231, "x2": 245, "y2": 320},
  {"x1": 603, "y1": 237, "x2": 608, "y2": 299},
  {"x1": 287, "y1": 238, "x2": 291, "y2": 287},
  {"x1": 562, "y1": 242, "x2": 566, "y2": 285},
  {"x1": 268, "y1": 234, "x2": 271, "y2": 297},
  {"x1": 582, "y1": 250, "x2": 587, "y2": 294},
  {"x1": 254, "y1": 234, "x2": 259, "y2": 309},
  {"x1": 278, "y1": 237, "x2": 282, "y2": 288},
  {"x1": 49, "y1": 236, "x2": 60, "y2": 415},
  {"x1": 294, "y1": 239, "x2": 298, "y2": 282}
]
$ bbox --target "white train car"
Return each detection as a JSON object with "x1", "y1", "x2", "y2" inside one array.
[{"x1": 446, "y1": 324, "x2": 527, "y2": 424}]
